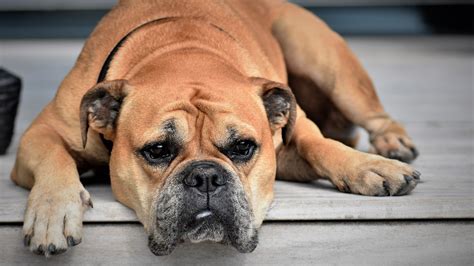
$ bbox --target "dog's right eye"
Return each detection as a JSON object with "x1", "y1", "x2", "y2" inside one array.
[
  {"x1": 225, "y1": 139, "x2": 257, "y2": 163},
  {"x1": 140, "y1": 142, "x2": 176, "y2": 165}
]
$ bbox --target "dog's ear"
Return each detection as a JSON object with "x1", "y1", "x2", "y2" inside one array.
[
  {"x1": 79, "y1": 80, "x2": 130, "y2": 148},
  {"x1": 253, "y1": 78, "x2": 297, "y2": 145}
]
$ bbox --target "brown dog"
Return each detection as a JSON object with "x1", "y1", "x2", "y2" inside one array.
[{"x1": 11, "y1": 0, "x2": 420, "y2": 257}]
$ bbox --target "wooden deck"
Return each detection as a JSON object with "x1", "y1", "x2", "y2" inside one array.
[{"x1": 0, "y1": 36, "x2": 472, "y2": 264}]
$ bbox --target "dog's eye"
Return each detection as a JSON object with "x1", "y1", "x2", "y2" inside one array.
[
  {"x1": 228, "y1": 140, "x2": 256, "y2": 162},
  {"x1": 141, "y1": 142, "x2": 174, "y2": 164},
  {"x1": 147, "y1": 144, "x2": 170, "y2": 159}
]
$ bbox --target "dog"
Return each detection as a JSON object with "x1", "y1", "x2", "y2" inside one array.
[{"x1": 11, "y1": 0, "x2": 420, "y2": 257}]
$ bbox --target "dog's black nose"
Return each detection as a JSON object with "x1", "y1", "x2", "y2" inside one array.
[{"x1": 183, "y1": 162, "x2": 227, "y2": 194}]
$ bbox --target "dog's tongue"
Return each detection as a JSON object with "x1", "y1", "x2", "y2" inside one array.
[{"x1": 195, "y1": 210, "x2": 213, "y2": 221}]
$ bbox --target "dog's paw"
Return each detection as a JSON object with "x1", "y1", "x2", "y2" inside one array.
[
  {"x1": 23, "y1": 182, "x2": 92, "y2": 257},
  {"x1": 334, "y1": 154, "x2": 421, "y2": 196},
  {"x1": 369, "y1": 122, "x2": 419, "y2": 163}
]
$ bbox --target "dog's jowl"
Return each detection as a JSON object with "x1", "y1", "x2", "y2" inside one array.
[{"x1": 11, "y1": 0, "x2": 420, "y2": 257}]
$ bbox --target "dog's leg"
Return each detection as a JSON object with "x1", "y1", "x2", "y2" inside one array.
[
  {"x1": 272, "y1": 3, "x2": 418, "y2": 162},
  {"x1": 288, "y1": 74, "x2": 360, "y2": 148},
  {"x1": 277, "y1": 109, "x2": 420, "y2": 196},
  {"x1": 11, "y1": 124, "x2": 92, "y2": 256}
]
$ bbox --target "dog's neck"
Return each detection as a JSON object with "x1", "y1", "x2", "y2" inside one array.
[{"x1": 103, "y1": 17, "x2": 264, "y2": 83}]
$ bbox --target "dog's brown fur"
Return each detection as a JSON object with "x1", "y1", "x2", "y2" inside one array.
[{"x1": 11, "y1": 0, "x2": 419, "y2": 256}]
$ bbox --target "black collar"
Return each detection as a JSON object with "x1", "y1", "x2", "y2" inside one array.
[{"x1": 97, "y1": 17, "x2": 177, "y2": 83}]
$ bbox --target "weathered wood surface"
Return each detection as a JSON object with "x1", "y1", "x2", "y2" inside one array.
[
  {"x1": 0, "y1": 37, "x2": 472, "y2": 222},
  {"x1": 0, "y1": 222, "x2": 472, "y2": 265}
]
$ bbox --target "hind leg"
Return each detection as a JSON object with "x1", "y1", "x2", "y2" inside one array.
[
  {"x1": 272, "y1": 3, "x2": 418, "y2": 162},
  {"x1": 289, "y1": 74, "x2": 359, "y2": 148}
]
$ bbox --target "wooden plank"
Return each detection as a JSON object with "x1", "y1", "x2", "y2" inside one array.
[
  {"x1": 0, "y1": 222, "x2": 472, "y2": 265},
  {"x1": 349, "y1": 37, "x2": 474, "y2": 123}
]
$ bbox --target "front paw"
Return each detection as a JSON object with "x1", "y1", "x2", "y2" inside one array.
[
  {"x1": 369, "y1": 121, "x2": 419, "y2": 163},
  {"x1": 23, "y1": 182, "x2": 92, "y2": 257},
  {"x1": 334, "y1": 154, "x2": 421, "y2": 196}
]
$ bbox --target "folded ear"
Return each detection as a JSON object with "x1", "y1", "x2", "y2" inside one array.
[
  {"x1": 254, "y1": 78, "x2": 297, "y2": 145},
  {"x1": 79, "y1": 80, "x2": 130, "y2": 148}
]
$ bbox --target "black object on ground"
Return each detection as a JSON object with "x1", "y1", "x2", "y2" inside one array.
[{"x1": 0, "y1": 68, "x2": 21, "y2": 155}]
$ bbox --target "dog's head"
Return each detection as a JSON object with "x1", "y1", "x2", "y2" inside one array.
[{"x1": 79, "y1": 53, "x2": 296, "y2": 255}]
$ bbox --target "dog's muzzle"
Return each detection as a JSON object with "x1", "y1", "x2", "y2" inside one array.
[{"x1": 148, "y1": 160, "x2": 258, "y2": 255}]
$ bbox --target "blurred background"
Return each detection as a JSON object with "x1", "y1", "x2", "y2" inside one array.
[{"x1": 0, "y1": 0, "x2": 472, "y2": 38}]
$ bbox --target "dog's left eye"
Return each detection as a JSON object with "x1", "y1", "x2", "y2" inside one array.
[
  {"x1": 141, "y1": 142, "x2": 175, "y2": 164},
  {"x1": 228, "y1": 140, "x2": 256, "y2": 162}
]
